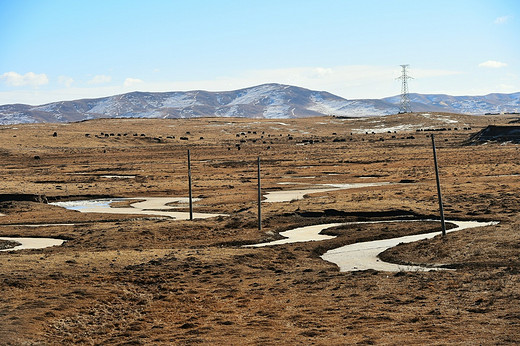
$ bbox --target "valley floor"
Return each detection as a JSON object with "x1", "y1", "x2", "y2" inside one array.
[{"x1": 0, "y1": 113, "x2": 519, "y2": 344}]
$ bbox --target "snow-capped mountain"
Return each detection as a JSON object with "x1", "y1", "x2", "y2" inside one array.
[
  {"x1": 382, "y1": 92, "x2": 520, "y2": 114},
  {"x1": 0, "y1": 84, "x2": 518, "y2": 125}
]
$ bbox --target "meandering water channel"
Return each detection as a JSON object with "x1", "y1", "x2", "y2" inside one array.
[
  {"x1": 245, "y1": 219, "x2": 498, "y2": 272},
  {"x1": 263, "y1": 182, "x2": 390, "y2": 203},
  {"x1": 50, "y1": 197, "x2": 226, "y2": 220},
  {"x1": 244, "y1": 223, "x2": 344, "y2": 247},
  {"x1": 2, "y1": 185, "x2": 499, "y2": 272}
]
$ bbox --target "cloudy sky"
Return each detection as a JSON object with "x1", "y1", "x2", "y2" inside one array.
[{"x1": 1, "y1": 0, "x2": 518, "y2": 105}]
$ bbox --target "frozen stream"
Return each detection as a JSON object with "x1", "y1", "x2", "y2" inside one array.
[
  {"x1": 244, "y1": 223, "x2": 344, "y2": 247},
  {"x1": 263, "y1": 182, "x2": 390, "y2": 203},
  {"x1": 1, "y1": 197, "x2": 224, "y2": 252},
  {"x1": 322, "y1": 220, "x2": 498, "y2": 272},
  {"x1": 50, "y1": 197, "x2": 226, "y2": 220},
  {"x1": 3, "y1": 185, "x2": 498, "y2": 265},
  {"x1": 247, "y1": 220, "x2": 498, "y2": 272},
  {"x1": 0, "y1": 237, "x2": 65, "y2": 252}
]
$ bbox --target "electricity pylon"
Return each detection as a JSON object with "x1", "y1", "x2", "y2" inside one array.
[{"x1": 397, "y1": 64, "x2": 413, "y2": 113}]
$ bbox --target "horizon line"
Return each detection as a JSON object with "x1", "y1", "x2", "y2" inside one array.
[{"x1": 1, "y1": 82, "x2": 519, "y2": 107}]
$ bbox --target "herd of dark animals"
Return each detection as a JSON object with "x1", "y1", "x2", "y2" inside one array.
[
  {"x1": 1, "y1": 122, "x2": 519, "y2": 253},
  {"x1": 48, "y1": 124, "x2": 520, "y2": 156}
]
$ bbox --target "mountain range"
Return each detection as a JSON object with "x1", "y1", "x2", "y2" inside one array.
[{"x1": 0, "y1": 84, "x2": 519, "y2": 125}]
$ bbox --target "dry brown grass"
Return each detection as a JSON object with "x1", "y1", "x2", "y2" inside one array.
[{"x1": 0, "y1": 114, "x2": 519, "y2": 344}]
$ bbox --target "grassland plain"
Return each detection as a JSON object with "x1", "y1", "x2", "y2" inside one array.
[{"x1": 0, "y1": 113, "x2": 519, "y2": 344}]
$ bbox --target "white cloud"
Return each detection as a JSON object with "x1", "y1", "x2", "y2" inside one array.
[
  {"x1": 87, "y1": 74, "x2": 112, "y2": 85},
  {"x1": 479, "y1": 60, "x2": 508, "y2": 68},
  {"x1": 0, "y1": 85, "x2": 129, "y2": 105},
  {"x1": 497, "y1": 84, "x2": 517, "y2": 92},
  {"x1": 58, "y1": 75, "x2": 74, "y2": 87},
  {"x1": 0, "y1": 71, "x2": 49, "y2": 87},
  {"x1": 146, "y1": 65, "x2": 461, "y2": 99},
  {"x1": 123, "y1": 78, "x2": 144, "y2": 87},
  {"x1": 411, "y1": 68, "x2": 463, "y2": 78},
  {"x1": 494, "y1": 15, "x2": 511, "y2": 24}
]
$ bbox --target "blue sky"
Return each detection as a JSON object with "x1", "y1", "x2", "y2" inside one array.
[{"x1": 0, "y1": 0, "x2": 519, "y2": 105}]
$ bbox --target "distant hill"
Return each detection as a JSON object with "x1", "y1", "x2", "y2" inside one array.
[
  {"x1": 383, "y1": 92, "x2": 520, "y2": 114},
  {"x1": 0, "y1": 83, "x2": 518, "y2": 124}
]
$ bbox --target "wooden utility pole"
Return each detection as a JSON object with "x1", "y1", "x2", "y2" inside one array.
[
  {"x1": 188, "y1": 149, "x2": 193, "y2": 221},
  {"x1": 431, "y1": 134, "x2": 446, "y2": 236},
  {"x1": 257, "y1": 156, "x2": 262, "y2": 231}
]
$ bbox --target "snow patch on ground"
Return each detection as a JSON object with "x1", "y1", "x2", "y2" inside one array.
[
  {"x1": 421, "y1": 113, "x2": 458, "y2": 123},
  {"x1": 351, "y1": 123, "x2": 421, "y2": 134},
  {"x1": 229, "y1": 84, "x2": 281, "y2": 106},
  {"x1": 215, "y1": 105, "x2": 240, "y2": 117},
  {"x1": 87, "y1": 97, "x2": 121, "y2": 115},
  {"x1": 32, "y1": 103, "x2": 60, "y2": 112},
  {"x1": 162, "y1": 93, "x2": 201, "y2": 108},
  {"x1": 263, "y1": 105, "x2": 291, "y2": 118},
  {"x1": 0, "y1": 112, "x2": 37, "y2": 125},
  {"x1": 308, "y1": 93, "x2": 393, "y2": 117}
]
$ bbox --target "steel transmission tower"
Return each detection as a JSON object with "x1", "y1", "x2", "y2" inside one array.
[{"x1": 397, "y1": 64, "x2": 413, "y2": 113}]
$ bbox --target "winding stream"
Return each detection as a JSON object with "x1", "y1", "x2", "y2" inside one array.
[
  {"x1": 244, "y1": 223, "x2": 344, "y2": 247},
  {"x1": 50, "y1": 197, "x2": 225, "y2": 220},
  {"x1": 322, "y1": 220, "x2": 498, "y2": 272},
  {"x1": 4, "y1": 185, "x2": 498, "y2": 267},
  {"x1": 263, "y1": 183, "x2": 390, "y2": 203},
  {"x1": 246, "y1": 219, "x2": 498, "y2": 272},
  {"x1": 2, "y1": 197, "x2": 225, "y2": 252}
]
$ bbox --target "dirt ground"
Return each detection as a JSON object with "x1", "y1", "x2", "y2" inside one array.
[{"x1": 0, "y1": 113, "x2": 519, "y2": 344}]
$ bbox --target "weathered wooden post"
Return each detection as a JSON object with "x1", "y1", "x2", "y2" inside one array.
[
  {"x1": 257, "y1": 156, "x2": 262, "y2": 231},
  {"x1": 188, "y1": 149, "x2": 193, "y2": 221},
  {"x1": 431, "y1": 134, "x2": 446, "y2": 236}
]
